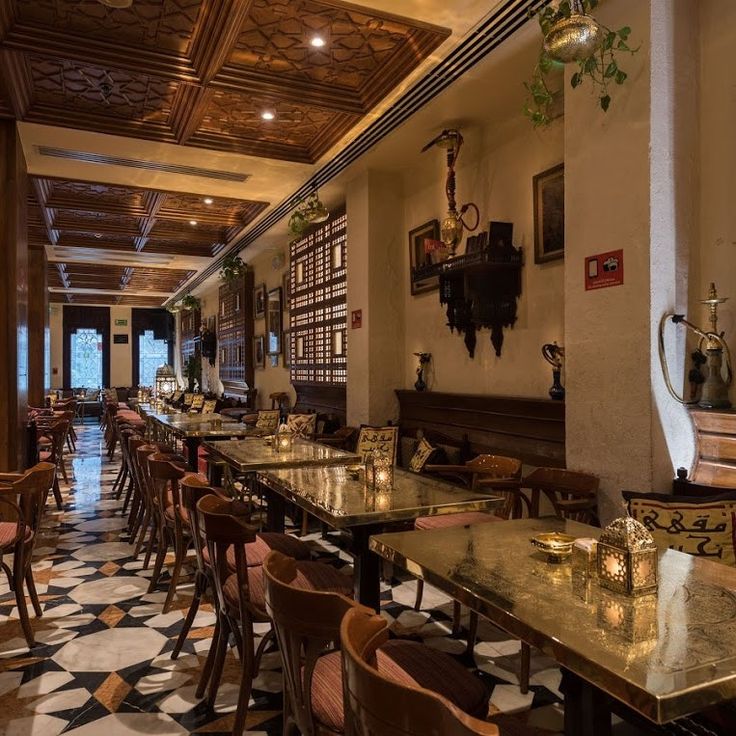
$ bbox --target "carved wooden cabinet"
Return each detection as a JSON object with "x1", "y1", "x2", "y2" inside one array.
[{"x1": 218, "y1": 271, "x2": 254, "y2": 396}]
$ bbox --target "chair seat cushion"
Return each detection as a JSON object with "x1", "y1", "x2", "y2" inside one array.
[
  {"x1": 0, "y1": 522, "x2": 32, "y2": 548},
  {"x1": 311, "y1": 640, "x2": 489, "y2": 732},
  {"x1": 415, "y1": 511, "x2": 503, "y2": 530},
  {"x1": 223, "y1": 561, "x2": 352, "y2": 615},
  {"x1": 164, "y1": 505, "x2": 190, "y2": 526},
  {"x1": 39, "y1": 450, "x2": 53, "y2": 462},
  {"x1": 202, "y1": 532, "x2": 310, "y2": 568}
]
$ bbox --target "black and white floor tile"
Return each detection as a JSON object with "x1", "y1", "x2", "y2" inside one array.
[{"x1": 0, "y1": 423, "x2": 567, "y2": 735}]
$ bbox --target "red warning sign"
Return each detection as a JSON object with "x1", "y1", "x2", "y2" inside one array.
[{"x1": 585, "y1": 249, "x2": 624, "y2": 291}]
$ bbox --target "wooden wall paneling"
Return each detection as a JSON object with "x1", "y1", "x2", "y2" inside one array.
[
  {"x1": 685, "y1": 410, "x2": 736, "y2": 489},
  {"x1": 396, "y1": 390, "x2": 566, "y2": 468},
  {"x1": 218, "y1": 270, "x2": 254, "y2": 395},
  {"x1": 28, "y1": 246, "x2": 48, "y2": 406},
  {"x1": 0, "y1": 120, "x2": 29, "y2": 469},
  {"x1": 179, "y1": 307, "x2": 201, "y2": 371}
]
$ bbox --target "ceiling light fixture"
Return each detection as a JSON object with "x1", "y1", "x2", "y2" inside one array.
[
  {"x1": 203, "y1": 197, "x2": 213, "y2": 205},
  {"x1": 310, "y1": 36, "x2": 326, "y2": 48},
  {"x1": 261, "y1": 110, "x2": 275, "y2": 121},
  {"x1": 189, "y1": 220, "x2": 198, "y2": 226}
]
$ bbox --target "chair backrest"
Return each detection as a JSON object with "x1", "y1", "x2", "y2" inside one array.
[
  {"x1": 466, "y1": 455, "x2": 523, "y2": 519},
  {"x1": 466, "y1": 454, "x2": 521, "y2": 480},
  {"x1": 197, "y1": 494, "x2": 260, "y2": 617},
  {"x1": 286, "y1": 413, "x2": 317, "y2": 438},
  {"x1": 263, "y1": 551, "x2": 360, "y2": 735},
  {"x1": 255, "y1": 410, "x2": 280, "y2": 431},
  {"x1": 180, "y1": 475, "x2": 218, "y2": 574},
  {"x1": 340, "y1": 608, "x2": 499, "y2": 736},
  {"x1": 0, "y1": 493, "x2": 23, "y2": 549},
  {"x1": 147, "y1": 453, "x2": 187, "y2": 515},
  {"x1": 0, "y1": 462, "x2": 56, "y2": 539},
  {"x1": 524, "y1": 467, "x2": 600, "y2": 522},
  {"x1": 356, "y1": 426, "x2": 398, "y2": 464},
  {"x1": 135, "y1": 444, "x2": 178, "y2": 508}
]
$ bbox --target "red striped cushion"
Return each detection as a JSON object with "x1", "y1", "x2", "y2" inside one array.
[
  {"x1": 0, "y1": 522, "x2": 31, "y2": 548},
  {"x1": 415, "y1": 511, "x2": 503, "y2": 530},
  {"x1": 202, "y1": 532, "x2": 310, "y2": 568}
]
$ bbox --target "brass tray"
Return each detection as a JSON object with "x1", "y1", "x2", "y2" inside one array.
[{"x1": 530, "y1": 532, "x2": 576, "y2": 563}]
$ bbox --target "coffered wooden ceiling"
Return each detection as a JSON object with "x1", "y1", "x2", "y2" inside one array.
[{"x1": 0, "y1": 0, "x2": 450, "y2": 164}]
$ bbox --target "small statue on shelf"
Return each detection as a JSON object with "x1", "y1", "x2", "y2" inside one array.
[
  {"x1": 542, "y1": 342, "x2": 565, "y2": 400},
  {"x1": 413, "y1": 352, "x2": 432, "y2": 392}
]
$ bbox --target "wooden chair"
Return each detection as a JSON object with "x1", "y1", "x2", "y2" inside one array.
[
  {"x1": 317, "y1": 426, "x2": 358, "y2": 451},
  {"x1": 523, "y1": 467, "x2": 600, "y2": 525},
  {"x1": 197, "y1": 496, "x2": 353, "y2": 734},
  {"x1": 36, "y1": 416, "x2": 71, "y2": 510},
  {"x1": 341, "y1": 607, "x2": 499, "y2": 736},
  {"x1": 0, "y1": 463, "x2": 56, "y2": 648}
]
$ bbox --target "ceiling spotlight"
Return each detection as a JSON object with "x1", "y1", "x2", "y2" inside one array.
[
  {"x1": 261, "y1": 110, "x2": 275, "y2": 121},
  {"x1": 203, "y1": 197, "x2": 213, "y2": 205},
  {"x1": 310, "y1": 36, "x2": 326, "y2": 48},
  {"x1": 189, "y1": 219, "x2": 198, "y2": 226}
]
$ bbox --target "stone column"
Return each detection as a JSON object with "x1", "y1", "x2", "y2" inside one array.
[
  {"x1": 564, "y1": 0, "x2": 698, "y2": 522},
  {"x1": 346, "y1": 170, "x2": 405, "y2": 426},
  {"x1": 28, "y1": 246, "x2": 48, "y2": 407},
  {"x1": 0, "y1": 120, "x2": 29, "y2": 469}
]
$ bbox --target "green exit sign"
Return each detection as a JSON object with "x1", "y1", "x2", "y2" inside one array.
[{"x1": 114, "y1": 319, "x2": 128, "y2": 326}]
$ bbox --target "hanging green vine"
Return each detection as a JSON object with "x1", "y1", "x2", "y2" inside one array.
[
  {"x1": 524, "y1": 0, "x2": 638, "y2": 127},
  {"x1": 180, "y1": 294, "x2": 201, "y2": 311},
  {"x1": 219, "y1": 253, "x2": 246, "y2": 283}
]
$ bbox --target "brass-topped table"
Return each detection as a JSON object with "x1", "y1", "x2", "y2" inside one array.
[
  {"x1": 370, "y1": 517, "x2": 736, "y2": 734},
  {"x1": 259, "y1": 465, "x2": 502, "y2": 610}
]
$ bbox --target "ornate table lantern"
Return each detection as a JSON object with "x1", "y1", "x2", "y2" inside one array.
[
  {"x1": 154, "y1": 365, "x2": 176, "y2": 401},
  {"x1": 597, "y1": 517, "x2": 658, "y2": 597},
  {"x1": 275, "y1": 426, "x2": 294, "y2": 453},
  {"x1": 372, "y1": 452, "x2": 394, "y2": 492}
]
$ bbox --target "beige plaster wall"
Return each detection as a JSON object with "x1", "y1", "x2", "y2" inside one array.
[
  {"x1": 49, "y1": 304, "x2": 62, "y2": 389},
  {"x1": 401, "y1": 116, "x2": 564, "y2": 397},
  {"x1": 109, "y1": 306, "x2": 132, "y2": 387},
  {"x1": 197, "y1": 285, "x2": 223, "y2": 395}
]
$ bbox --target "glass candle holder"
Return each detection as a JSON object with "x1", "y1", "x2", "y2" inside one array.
[
  {"x1": 275, "y1": 428, "x2": 294, "y2": 453},
  {"x1": 373, "y1": 453, "x2": 394, "y2": 491}
]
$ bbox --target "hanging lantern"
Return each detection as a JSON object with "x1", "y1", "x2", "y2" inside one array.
[
  {"x1": 154, "y1": 365, "x2": 176, "y2": 401},
  {"x1": 544, "y1": 0, "x2": 603, "y2": 63},
  {"x1": 597, "y1": 517, "x2": 658, "y2": 597}
]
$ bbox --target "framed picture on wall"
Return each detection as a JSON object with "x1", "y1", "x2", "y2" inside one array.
[
  {"x1": 533, "y1": 163, "x2": 565, "y2": 264},
  {"x1": 266, "y1": 286, "x2": 282, "y2": 355},
  {"x1": 254, "y1": 283, "x2": 266, "y2": 319},
  {"x1": 409, "y1": 219, "x2": 440, "y2": 295},
  {"x1": 282, "y1": 329, "x2": 291, "y2": 368},
  {"x1": 253, "y1": 335, "x2": 265, "y2": 369}
]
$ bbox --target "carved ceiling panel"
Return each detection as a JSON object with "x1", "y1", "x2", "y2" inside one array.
[
  {"x1": 46, "y1": 180, "x2": 148, "y2": 214},
  {"x1": 55, "y1": 232, "x2": 138, "y2": 251},
  {"x1": 125, "y1": 266, "x2": 194, "y2": 292}
]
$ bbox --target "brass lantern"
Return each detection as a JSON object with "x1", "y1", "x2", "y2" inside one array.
[
  {"x1": 154, "y1": 365, "x2": 176, "y2": 401},
  {"x1": 597, "y1": 517, "x2": 658, "y2": 597},
  {"x1": 372, "y1": 452, "x2": 394, "y2": 492},
  {"x1": 275, "y1": 426, "x2": 294, "y2": 454},
  {"x1": 544, "y1": 0, "x2": 603, "y2": 63}
]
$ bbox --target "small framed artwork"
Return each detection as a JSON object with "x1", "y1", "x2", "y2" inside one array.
[
  {"x1": 253, "y1": 335, "x2": 265, "y2": 369},
  {"x1": 254, "y1": 283, "x2": 266, "y2": 319},
  {"x1": 267, "y1": 286, "x2": 282, "y2": 355},
  {"x1": 488, "y1": 221, "x2": 514, "y2": 250},
  {"x1": 282, "y1": 329, "x2": 291, "y2": 368},
  {"x1": 409, "y1": 219, "x2": 440, "y2": 295},
  {"x1": 533, "y1": 164, "x2": 565, "y2": 264}
]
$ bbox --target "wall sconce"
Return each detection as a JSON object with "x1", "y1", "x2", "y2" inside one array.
[
  {"x1": 597, "y1": 517, "x2": 658, "y2": 597},
  {"x1": 275, "y1": 427, "x2": 294, "y2": 453}
]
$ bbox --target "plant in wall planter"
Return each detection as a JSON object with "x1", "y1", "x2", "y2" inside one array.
[
  {"x1": 288, "y1": 191, "x2": 329, "y2": 239},
  {"x1": 220, "y1": 253, "x2": 246, "y2": 283},
  {"x1": 180, "y1": 294, "x2": 201, "y2": 311},
  {"x1": 184, "y1": 354, "x2": 201, "y2": 393},
  {"x1": 524, "y1": 0, "x2": 638, "y2": 127}
]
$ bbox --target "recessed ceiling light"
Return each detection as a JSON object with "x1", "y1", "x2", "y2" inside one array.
[
  {"x1": 261, "y1": 110, "x2": 275, "y2": 121},
  {"x1": 203, "y1": 197, "x2": 213, "y2": 205},
  {"x1": 310, "y1": 36, "x2": 326, "y2": 48},
  {"x1": 189, "y1": 219, "x2": 198, "y2": 226}
]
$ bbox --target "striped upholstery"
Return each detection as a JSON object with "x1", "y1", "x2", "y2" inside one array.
[
  {"x1": 203, "y1": 533, "x2": 311, "y2": 568},
  {"x1": 311, "y1": 640, "x2": 489, "y2": 732},
  {"x1": 223, "y1": 561, "x2": 352, "y2": 613},
  {"x1": 415, "y1": 511, "x2": 503, "y2": 530},
  {"x1": 0, "y1": 522, "x2": 31, "y2": 548}
]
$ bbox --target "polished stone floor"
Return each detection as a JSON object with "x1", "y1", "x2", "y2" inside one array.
[{"x1": 0, "y1": 423, "x2": 568, "y2": 735}]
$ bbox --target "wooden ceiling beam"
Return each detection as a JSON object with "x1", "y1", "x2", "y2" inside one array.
[{"x1": 0, "y1": 49, "x2": 31, "y2": 117}]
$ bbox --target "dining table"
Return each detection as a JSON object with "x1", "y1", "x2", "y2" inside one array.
[
  {"x1": 258, "y1": 464, "x2": 503, "y2": 610},
  {"x1": 369, "y1": 516, "x2": 736, "y2": 735}
]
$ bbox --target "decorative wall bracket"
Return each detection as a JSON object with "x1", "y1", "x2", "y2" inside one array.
[{"x1": 413, "y1": 245, "x2": 522, "y2": 358}]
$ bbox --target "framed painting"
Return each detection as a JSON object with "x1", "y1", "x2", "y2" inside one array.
[
  {"x1": 253, "y1": 283, "x2": 266, "y2": 319},
  {"x1": 409, "y1": 219, "x2": 440, "y2": 295},
  {"x1": 253, "y1": 335, "x2": 265, "y2": 369},
  {"x1": 533, "y1": 164, "x2": 565, "y2": 264},
  {"x1": 266, "y1": 286, "x2": 282, "y2": 355}
]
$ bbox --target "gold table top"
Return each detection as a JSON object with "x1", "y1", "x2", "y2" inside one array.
[
  {"x1": 370, "y1": 517, "x2": 736, "y2": 724},
  {"x1": 152, "y1": 414, "x2": 259, "y2": 438},
  {"x1": 259, "y1": 466, "x2": 503, "y2": 528},
  {"x1": 204, "y1": 437, "x2": 359, "y2": 473}
]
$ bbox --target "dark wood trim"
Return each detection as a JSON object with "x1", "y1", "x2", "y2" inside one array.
[
  {"x1": 293, "y1": 383, "x2": 346, "y2": 425},
  {"x1": 62, "y1": 306, "x2": 110, "y2": 389},
  {"x1": 396, "y1": 390, "x2": 565, "y2": 467}
]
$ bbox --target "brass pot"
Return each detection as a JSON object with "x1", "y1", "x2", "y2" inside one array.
[{"x1": 544, "y1": 13, "x2": 603, "y2": 63}]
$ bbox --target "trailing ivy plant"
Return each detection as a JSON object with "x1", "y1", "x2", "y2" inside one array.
[
  {"x1": 180, "y1": 294, "x2": 201, "y2": 311},
  {"x1": 219, "y1": 253, "x2": 246, "y2": 283},
  {"x1": 524, "y1": 0, "x2": 638, "y2": 127}
]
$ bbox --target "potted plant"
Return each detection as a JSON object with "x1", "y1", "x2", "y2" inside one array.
[
  {"x1": 220, "y1": 253, "x2": 246, "y2": 283},
  {"x1": 288, "y1": 191, "x2": 329, "y2": 239},
  {"x1": 180, "y1": 294, "x2": 201, "y2": 311},
  {"x1": 524, "y1": 0, "x2": 638, "y2": 127}
]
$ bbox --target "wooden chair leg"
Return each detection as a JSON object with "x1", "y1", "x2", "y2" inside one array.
[
  {"x1": 414, "y1": 578, "x2": 424, "y2": 611},
  {"x1": 59, "y1": 458, "x2": 68, "y2": 483},
  {"x1": 465, "y1": 611, "x2": 479, "y2": 656},
  {"x1": 52, "y1": 476, "x2": 63, "y2": 511},
  {"x1": 452, "y1": 600, "x2": 462, "y2": 636},
  {"x1": 300, "y1": 509, "x2": 309, "y2": 536},
  {"x1": 25, "y1": 566, "x2": 43, "y2": 618},
  {"x1": 172, "y1": 571, "x2": 206, "y2": 659},
  {"x1": 142, "y1": 521, "x2": 158, "y2": 569},
  {"x1": 13, "y1": 547, "x2": 34, "y2": 648},
  {"x1": 232, "y1": 619, "x2": 255, "y2": 736},
  {"x1": 147, "y1": 527, "x2": 169, "y2": 593},
  {"x1": 520, "y1": 642, "x2": 531, "y2": 694},
  {"x1": 111, "y1": 465, "x2": 124, "y2": 495},
  {"x1": 162, "y1": 532, "x2": 187, "y2": 613},
  {"x1": 197, "y1": 618, "x2": 221, "y2": 699},
  {"x1": 206, "y1": 615, "x2": 230, "y2": 708},
  {"x1": 121, "y1": 476, "x2": 134, "y2": 511}
]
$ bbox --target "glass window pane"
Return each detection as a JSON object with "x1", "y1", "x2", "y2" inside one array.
[
  {"x1": 71, "y1": 329, "x2": 103, "y2": 389},
  {"x1": 139, "y1": 330, "x2": 169, "y2": 387}
]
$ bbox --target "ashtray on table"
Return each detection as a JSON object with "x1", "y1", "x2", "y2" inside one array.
[{"x1": 530, "y1": 532, "x2": 576, "y2": 563}]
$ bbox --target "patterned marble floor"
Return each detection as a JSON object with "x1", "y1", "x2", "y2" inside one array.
[{"x1": 0, "y1": 423, "x2": 568, "y2": 735}]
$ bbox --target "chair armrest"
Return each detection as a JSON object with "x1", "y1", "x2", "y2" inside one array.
[
  {"x1": 424, "y1": 464, "x2": 473, "y2": 474},
  {"x1": 475, "y1": 477, "x2": 522, "y2": 490},
  {"x1": 0, "y1": 472, "x2": 23, "y2": 482},
  {"x1": 556, "y1": 498, "x2": 597, "y2": 511}
]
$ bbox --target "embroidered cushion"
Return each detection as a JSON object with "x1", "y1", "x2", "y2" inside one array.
[
  {"x1": 356, "y1": 426, "x2": 398, "y2": 463},
  {"x1": 623, "y1": 491, "x2": 736, "y2": 566},
  {"x1": 409, "y1": 438, "x2": 440, "y2": 473},
  {"x1": 255, "y1": 410, "x2": 280, "y2": 431},
  {"x1": 286, "y1": 413, "x2": 317, "y2": 438},
  {"x1": 202, "y1": 399, "x2": 218, "y2": 414}
]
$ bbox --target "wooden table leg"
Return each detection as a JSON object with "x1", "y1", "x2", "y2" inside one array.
[
  {"x1": 263, "y1": 484, "x2": 285, "y2": 533},
  {"x1": 351, "y1": 525, "x2": 382, "y2": 611},
  {"x1": 560, "y1": 669, "x2": 612, "y2": 736},
  {"x1": 185, "y1": 437, "x2": 199, "y2": 473}
]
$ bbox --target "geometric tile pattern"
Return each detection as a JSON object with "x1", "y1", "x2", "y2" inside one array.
[{"x1": 0, "y1": 424, "x2": 568, "y2": 735}]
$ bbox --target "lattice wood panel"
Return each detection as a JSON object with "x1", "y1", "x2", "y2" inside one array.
[
  {"x1": 179, "y1": 307, "x2": 201, "y2": 370},
  {"x1": 289, "y1": 210, "x2": 347, "y2": 385},
  {"x1": 217, "y1": 271, "x2": 254, "y2": 389}
]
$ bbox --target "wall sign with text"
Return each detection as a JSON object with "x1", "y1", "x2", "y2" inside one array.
[
  {"x1": 351, "y1": 310, "x2": 362, "y2": 329},
  {"x1": 585, "y1": 249, "x2": 624, "y2": 291}
]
